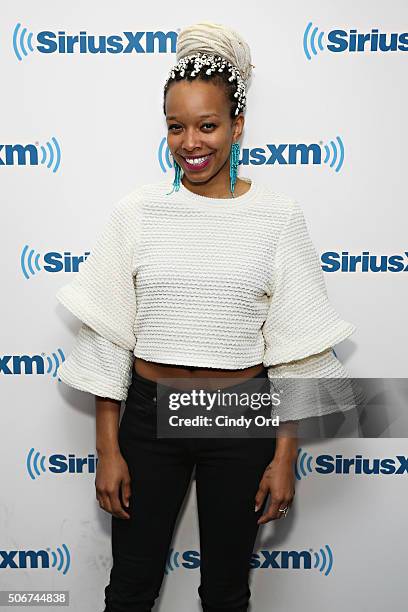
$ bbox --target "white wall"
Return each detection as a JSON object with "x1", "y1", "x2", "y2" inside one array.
[{"x1": 1, "y1": 1, "x2": 407, "y2": 610}]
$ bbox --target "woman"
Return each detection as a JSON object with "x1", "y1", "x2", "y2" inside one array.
[{"x1": 56, "y1": 21, "x2": 356, "y2": 612}]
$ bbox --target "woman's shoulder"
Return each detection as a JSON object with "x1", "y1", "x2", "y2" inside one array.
[
  {"x1": 253, "y1": 180, "x2": 304, "y2": 229},
  {"x1": 256, "y1": 180, "x2": 297, "y2": 207},
  {"x1": 113, "y1": 178, "x2": 177, "y2": 209}
]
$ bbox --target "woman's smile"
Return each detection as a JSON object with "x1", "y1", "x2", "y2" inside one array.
[{"x1": 179, "y1": 152, "x2": 214, "y2": 172}]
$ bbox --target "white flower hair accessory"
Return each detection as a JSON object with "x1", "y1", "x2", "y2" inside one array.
[{"x1": 164, "y1": 52, "x2": 248, "y2": 116}]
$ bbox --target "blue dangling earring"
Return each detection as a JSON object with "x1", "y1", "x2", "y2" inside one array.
[
  {"x1": 230, "y1": 142, "x2": 240, "y2": 196},
  {"x1": 166, "y1": 154, "x2": 183, "y2": 195}
]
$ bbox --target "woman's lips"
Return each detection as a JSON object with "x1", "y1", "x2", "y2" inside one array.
[{"x1": 180, "y1": 153, "x2": 213, "y2": 171}]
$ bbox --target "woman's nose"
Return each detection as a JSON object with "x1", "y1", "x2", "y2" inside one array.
[{"x1": 182, "y1": 128, "x2": 202, "y2": 150}]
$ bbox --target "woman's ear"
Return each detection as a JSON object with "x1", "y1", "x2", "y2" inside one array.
[{"x1": 232, "y1": 113, "x2": 245, "y2": 141}]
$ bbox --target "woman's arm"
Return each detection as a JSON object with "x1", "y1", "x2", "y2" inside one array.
[
  {"x1": 95, "y1": 396, "x2": 121, "y2": 457},
  {"x1": 95, "y1": 396, "x2": 132, "y2": 520},
  {"x1": 273, "y1": 420, "x2": 298, "y2": 463}
]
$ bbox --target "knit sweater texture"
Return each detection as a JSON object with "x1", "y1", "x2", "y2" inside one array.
[{"x1": 56, "y1": 176, "x2": 357, "y2": 420}]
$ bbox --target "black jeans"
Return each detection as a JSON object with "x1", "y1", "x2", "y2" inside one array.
[{"x1": 103, "y1": 367, "x2": 276, "y2": 612}]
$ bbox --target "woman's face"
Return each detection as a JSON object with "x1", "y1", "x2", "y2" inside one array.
[{"x1": 165, "y1": 78, "x2": 243, "y2": 186}]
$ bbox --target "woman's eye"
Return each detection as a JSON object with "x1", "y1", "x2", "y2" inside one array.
[{"x1": 168, "y1": 123, "x2": 216, "y2": 132}]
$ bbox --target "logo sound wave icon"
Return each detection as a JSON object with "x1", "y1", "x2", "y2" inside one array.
[
  {"x1": 39, "y1": 136, "x2": 62, "y2": 173},
  {"x1": 157, "y1": 137, "x2": 173, "y2": 173},
  {"x1": 26, "y1": 447, "x2": 47, "y2": 480},
  {"x1": 295, "y1": 448, "x2": 314, "y2": 480},
  {"x1": 48, "y1": 544, "x2": 71, "y2": 574},
  {"x1": 13, "y1": 23, "x2": 35, "y2": 61},
  {"x1": 21, "y1": 244, "x2": 42, "y2": 279},
  {"x1": 47, "y1": 349, "x2": 66, "y2": 378},
  {"x1": 323, "y1": 135, "x2": 344, "y2": 172},
  {"x1": 313, "y1": 544, "x2": 333, "y2": 576},
  {"x1": 303, "y1": 22, "x2": 325, "y2": 60},
  {"x1": 164, "y1": 548, "x2": 181, "y2": 574}
]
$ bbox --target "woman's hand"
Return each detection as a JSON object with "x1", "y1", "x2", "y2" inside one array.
[
  {"x1": 95, "y1": 450, "x2": 132, "y2": 519},
  {"x1": 254, "y1": 456, "x2": 296, "y2": 525}
]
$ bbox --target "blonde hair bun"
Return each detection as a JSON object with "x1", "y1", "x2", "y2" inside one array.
[{"x1": 176, "y1": 21, "x2": 254, "y2": 87}]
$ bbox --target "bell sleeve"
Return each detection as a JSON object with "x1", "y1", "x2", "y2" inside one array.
[
  {"x1": 262, "y1": 200, "x2": 360, "y2": 421},
  {"x1": 57, "y1": 323, "x2": 134, "y2": 401},
  {"x1": 56, "y1": 191, "x2": 142, "y2": 399}
]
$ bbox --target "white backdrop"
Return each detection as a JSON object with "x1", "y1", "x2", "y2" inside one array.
[{"x1": 1, "y1": 1, "x2": 407, "y2": 610}]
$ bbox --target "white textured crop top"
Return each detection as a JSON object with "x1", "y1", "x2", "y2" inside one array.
[{"x1": 55, "y1": 176, "x2": 358, "y2": 421}]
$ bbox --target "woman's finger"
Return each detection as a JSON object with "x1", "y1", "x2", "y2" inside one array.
[
  {"x1": 98, "y1": 492, "x2": 113, "y2": 515},
  {"x1": 257, "y1": 497, "x2": 281, "y2": 524},
  {"x1": 121, "y1": 478, "x2": 132, "y2": 509},
  {"x1": 109, "y1": 489, "x2": 131, "y2": 520},
  {"x1": 257, "y1": 496, "x2": 293, "y2": 524},
  {"x1": 254, "y1": 483, "x2": 268, "y2": 512}
]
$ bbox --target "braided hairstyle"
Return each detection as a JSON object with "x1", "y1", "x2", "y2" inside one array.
[{"x1": 163, "y1": 55, "x2": 245, "y2": 120}]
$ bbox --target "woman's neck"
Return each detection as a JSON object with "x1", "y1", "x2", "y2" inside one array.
[{"x1": 181, "y1": 171, "x2": 250, "y2": 200}]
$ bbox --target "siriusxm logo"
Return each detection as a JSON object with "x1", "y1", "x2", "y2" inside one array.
[
  {"x1": 158, "y1": 136, "x2": 345, "y2": 173},
  {"x1": 0, "y1": 137, "x2": 61, "y2": 172},
  {"x1": 166, "y1": 545, "x2": 333, "y2": 576},
  {"x1": 296, "y1": 448, "x2": 408, "y2": 480},
  {"x1": 21, "y1": 245, "x2": 89, "y2": 279},
  {"x1": 26, "y1": 449, "x2": 98, "y2": 480},
  {"x1": 303, "y1": 22, "x2": 408, "y2": 60},
  {"x1": 12, "y1": 23, "x2": 177, "y2": 61},
  {"x1": 321, "y1": 251, "x2": 408, "y2": 273},
  {"x1": 0, "y1": 350, "x2": 65, "y2": 376},
  {"x1": 0, "y1": 544, "x2": 70, "y2": 574}
]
